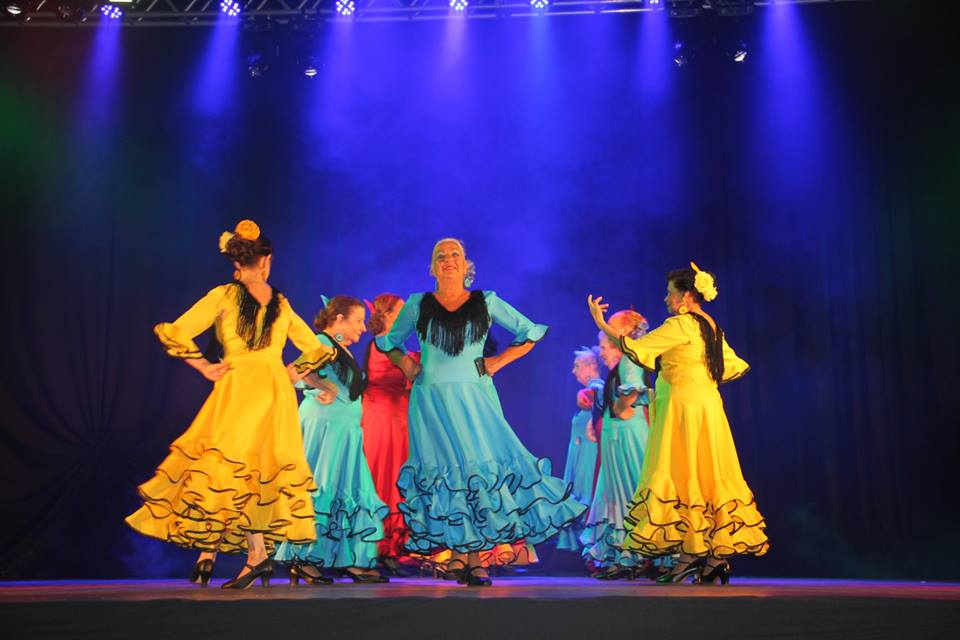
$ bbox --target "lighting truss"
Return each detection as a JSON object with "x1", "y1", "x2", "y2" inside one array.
[{"x1": 0, "y1": 0, "x2": 873, "y2": 27}]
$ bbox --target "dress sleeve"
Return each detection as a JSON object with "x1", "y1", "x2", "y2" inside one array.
[
  {"x1": 617, "y1": 357, "x2": 649, "y2": 405},
  {"x1": 154, "y1": 285, "x2": 229, "y2": 359},
  {"x1": 284, "y1": 298, "x2": 338, "y2": 374},
  {"x1": 484, "y1": 291, "x2": 548, "y2": 345},
  {"x1": 619, "y1": 315, "x2": 692, "y2": 371},
  {"x1": 721, "y1": 336, "x2": 750, "y2": 383},
  {"x1": 375, "y1": 293, "x2": 422, "y2": 354}
]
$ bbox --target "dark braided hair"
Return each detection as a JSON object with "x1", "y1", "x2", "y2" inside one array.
[
  {"x1": 224, "y1": 235, "x2": 272, "y2": 268},
  {"x1": 668, "y1": 268, "x2": 725, "y2": 383}
]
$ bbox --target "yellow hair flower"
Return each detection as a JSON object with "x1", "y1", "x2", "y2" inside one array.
[
  {"x1": 218, "y1": 231, "x2": 234, "y2": 253},
  {"x1": 690, "y1": 261, "x2": 718, "y2": 302},
  {"x1": 234, "y1": 219, "x2": 261, "y2": 241}
]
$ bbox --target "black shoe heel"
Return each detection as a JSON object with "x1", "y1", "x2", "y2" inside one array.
[
  {"x1": 290, "y1": 562, "x2": 334, "y2": 586},
  {"x1": 188, "y1": 559, "x2": 214, "y2": 587},
  {"x1": 337, "y1": 568, "x2": 389, "y2": 584},
  {"x1": 462, "y1": 566, "x2": 492, "y2": 587},
  {"x1": 221, "y1": 559, "x2": 273, "y2": 590},
  {"x1": 655, "y1": 558, "x2": 704, "y2": 584},
  {"x1": 700, "y1": 561, "x2": 732, "y2": 585}
]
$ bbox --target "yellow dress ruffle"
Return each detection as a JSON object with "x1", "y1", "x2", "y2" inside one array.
[
  {"x1": 126, "y1": 284, "x2": 337, "y2": 553},
  {"x1": 619, "y1": 314, "x2": 768, "y2": 559}
]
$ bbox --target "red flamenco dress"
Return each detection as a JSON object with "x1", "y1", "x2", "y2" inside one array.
[{"x1": 361, "y1": 344, "x2": 419, "y2": 559}]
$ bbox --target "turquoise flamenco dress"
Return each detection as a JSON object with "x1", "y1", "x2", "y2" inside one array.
[
  {"x1": 580, "y1": 355, "x2": 650, "y2": 569},
  {"x1": 376, "y1": 290, "x2": 586, "y2": 554},
  {"x1": 274, "y1": 333, "x2": 388, "y2": 568},
  {"x1": 556, "y1": 377, "x2": 604, "y2": 551}
]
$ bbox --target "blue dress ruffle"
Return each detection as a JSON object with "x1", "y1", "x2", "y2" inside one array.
[
  {"x1": 377, "y1": 290, "x2": 585, "y2": 554},
  {"x1": 557, "y1": 377, "x2": 603, "y2": 551},
  {"x1": 580, "y1": 356, "x2": 649, "y2": 568},
  {"x1": 275, "y1": 333, "x2": 388, "y2": 568}
]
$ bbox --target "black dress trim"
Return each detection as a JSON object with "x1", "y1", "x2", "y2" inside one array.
[
  {"x1": 234, "y1": 282, "x2": 282, "y2": 352},
  {"x1": 321, "y1": 333, "x2": 366, "y2": 402},
  {"x1": 416, "y1": 290, "x2": 491, "y2": 357}
]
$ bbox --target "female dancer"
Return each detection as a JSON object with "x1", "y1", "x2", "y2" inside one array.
[
  {"x1": 376, "y1": 238, "x2": 585, "y2": 586},
  {"x1": 580, "y1": 311, "x2": 651, "y2": 579},
  {"x1": 126, "y1": 220, "x2": 337, "y2": 589},
  {"x1": 556, "y1": 347, "x2": 603, "y2": 552},
  {"x1": 275, "y1": 296, "x2": 389, "y2": 584},
  {"x1": 588, "y1": 263, "x2": 768, "y2": 584},
  {"x1": 361, "y1": 293, "x2": 416, "y2": 572}
]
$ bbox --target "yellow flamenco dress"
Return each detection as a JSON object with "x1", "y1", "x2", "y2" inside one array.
[
  {"x1": 619, "y1": 313, "x2": 769, "y2": 558},
  {"x1": 125, "y1": 283, "x2": 337, "y2": 554}
]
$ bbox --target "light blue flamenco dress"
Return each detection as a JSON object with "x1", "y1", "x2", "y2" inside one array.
[
  {"x1": 376, "y1": 290, "x2": 586, "y2": 554},
  {"x1": 556, "y1": 377, "x2": 604, "y2": 551},
  {"x1": 275, "y1": 333, "x2": 388, "y2": 568},
  {"x1": 580, "y1": 355, "x2": 650, "y2": 569}
]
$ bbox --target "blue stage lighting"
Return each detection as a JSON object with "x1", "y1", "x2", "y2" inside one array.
[
  {"x1": 450, "y1": 0, "x2": 468, "y2": 12},
  {"x1": 531, "y1": 0, "x2": 549, "y2": 9},
  {"x1": 100, "y1": 4, "x2": 123, "y2": 19},
  {"x1": 219, "y1": 0, "x2": 241, "y2": 16},
  {"x1": 336, "y1": 0, "x2": 355, "y2": 16}
]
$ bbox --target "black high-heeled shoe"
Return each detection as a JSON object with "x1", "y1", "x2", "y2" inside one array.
[
  {"x1": 337, "y1": 568, "x2": 389, "y2": 584},
  {"x1": 699, "y1": 560, "x2": 732, "y2": 585},
  {"x1": 655, "y1": 558, "x2": 704, "y2": 584},
  {"x1": 221, "y1": 558, "x2": 273, "y2": 590},
  {"x1": 289, "y1": 562, "x2": 334, "y2": 586},
  {"x1": 188, "y1": 559, "x2": 214, "y2": 587},
  {"x1": 378, "y1": 557, "x2": 409, "y2": 577},
  {"x1": 438, "y1": 560, "x2": 467, "y2": 582},
  {"x1": 461, "y1": 566, "x2": 492, "y2": 587},
  {"x1": 594, "y1": 565, "x2": 637, "y2": 581}
]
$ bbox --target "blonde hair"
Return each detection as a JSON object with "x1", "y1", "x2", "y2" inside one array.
[
  {"x1": 573, "y1": 346, "x2": 601, "y2": 372},
  {"x1": 429, "y1": 238, "x2": 477, "y2": 288}
]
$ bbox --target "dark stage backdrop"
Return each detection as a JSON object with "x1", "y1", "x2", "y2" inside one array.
[{"x1": 1, "y1": 1, "x2": 958, "y2": 580}]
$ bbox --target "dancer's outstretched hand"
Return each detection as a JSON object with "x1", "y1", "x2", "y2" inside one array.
[{"x1": 587, "y1": 295, "x2": 610, "y2": 330}]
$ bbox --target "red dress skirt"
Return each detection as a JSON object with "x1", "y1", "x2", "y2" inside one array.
[{"x1": 361, "y1": 345, "x2": 418, "y2": 558}]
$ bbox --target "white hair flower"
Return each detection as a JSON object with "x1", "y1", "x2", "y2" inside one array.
[{"x1": 691, "y1": 262, "x2": 718, "y2": 302}]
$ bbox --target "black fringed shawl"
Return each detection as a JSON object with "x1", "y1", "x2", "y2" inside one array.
[
  {"x1": 416, "y1": 291, "x2": 491, "y2": 357},
  {"x1": 234, "y1": 283, "x2": 282, "y2": 351},
  {"x1": 688, "y1": 312, "x2": 726, "y2": 383},
  {"x1": 324, "y1": 335, "x2": 365, "y2": 402}
]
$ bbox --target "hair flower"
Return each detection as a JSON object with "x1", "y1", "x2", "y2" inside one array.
[
  {"x1": 234, "y1": 219, "x2": 261, "y2": 241},
  {"x1": 218, "y1": 231, "x2": 235, "y2": 253},
  {"x1": 690, "y1": 261, "x2": 718, "y2": 302}
]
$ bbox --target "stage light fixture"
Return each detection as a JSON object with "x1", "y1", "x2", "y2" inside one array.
[
  {"x1": 531, "y1": 0, "x2": 549, "y2": 9},
  {"x1": 219, "y1": 0, "x2": 241, "y2": 16},
  {"x1": 56, "y1": 4, "x2": 74, "y2": 20},
  {"x1": 302, "y1": 56, "x2": 318, "y2": 78},
  {"x1": 727, "y1": 39, "x2": 748, "y2": 63},
  {"x1": 647, "y1": 0, "x2": 661, "y2": 6},
  {"x1": 247, "y1": 53, "x2": 268, "y2": 78},
  {"x1": 715, "y1": 0, "x2": 752, "y2": 18},
  {"x1": 450, "y1": 0, "x2": 468, "y2": 12},
  {"x1": 101, "y1": 4, "x2": 123, "y2": 19},
  {"x1": 667, "y1": 0, "x2": 699, "y2": 18},
  {"x1": 673, "y1": 40, "x2": 691, "y2": 67},
  {"x1": 5, "y1": 2, "x2": 22, "y2": 15},
  {"x1": 335, "y1": 0, "x2": 355, "y2": 16}
]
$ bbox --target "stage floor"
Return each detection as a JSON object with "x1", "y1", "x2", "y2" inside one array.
[
  {"x1": 2, "y1": 575, "x2": 959, "y2": 602},
  {"x1": 3, "y1": 577, "x2": 959, "y2": 639}
]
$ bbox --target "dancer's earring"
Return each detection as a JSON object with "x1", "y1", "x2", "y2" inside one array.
[
  {"x1": 334, "y1": 333, "x2": 345, "y2": 343},
  {"x1": 677, "y1": 305, "x2": 689, "y2": 315}
]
